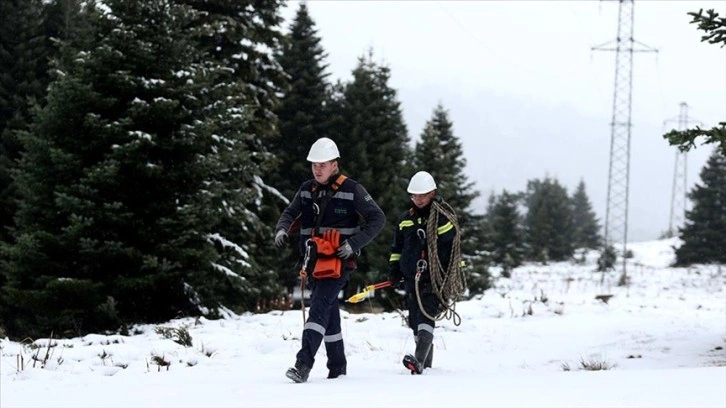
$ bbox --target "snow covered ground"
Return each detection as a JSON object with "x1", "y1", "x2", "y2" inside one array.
[{"x1": 2, "y1": 238, "x2": 725, "y2": 408}]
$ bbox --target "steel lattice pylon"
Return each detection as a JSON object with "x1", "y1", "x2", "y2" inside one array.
[
  {"x1": 593, "y1": 0, "x2": 657, "y2": 284},
  {"x1": 668, "y1": 103, "x2": 689, "y2": 237},
  {"x1": 665, "y1": 102, "x2": 701, "y2": 237}
]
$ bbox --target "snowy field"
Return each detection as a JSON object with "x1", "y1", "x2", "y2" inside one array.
[{"x1": 1, "y1": 238, "x2": 725, "y2": 408}]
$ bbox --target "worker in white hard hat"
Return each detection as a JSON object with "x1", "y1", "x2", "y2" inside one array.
[
  {"x1": 388, "y1": 171, "x2": 458, "y2": 375},
  {"x1": 274, "y1": 137, "x2": 385, "y2": 383}
]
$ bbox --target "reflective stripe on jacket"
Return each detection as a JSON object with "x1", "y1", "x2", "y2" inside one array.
[
  {"x1": 389, "y1": 205, "x2": 456, "y2": 281},
  {"x1": 276, "y1": 173, "x2": 385, "y2": 257}
]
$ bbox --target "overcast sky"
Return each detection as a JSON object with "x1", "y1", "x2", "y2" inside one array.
[{"x1": 280, "y1": 1, "x2": 726, "y2": 242}]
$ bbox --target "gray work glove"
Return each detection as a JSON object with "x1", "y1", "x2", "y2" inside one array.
[
  {"x1": 274, "y1": 230, "x2": 288, "y2": 249},
  {"x1": 336, "y1": 240, "x2": 354, "y2": 259}
]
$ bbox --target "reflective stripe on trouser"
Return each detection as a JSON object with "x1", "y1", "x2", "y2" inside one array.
[
  {"x1": 407, "y1": 289, "x2": 440, "y2": 339},
  {"x1": 296, "y1": 269, "x2": 350, "y2": 370},
  {"x1": 323, "y1": 309, "x2": 345, "y2": 372}
]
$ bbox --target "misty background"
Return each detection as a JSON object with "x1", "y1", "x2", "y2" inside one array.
[{"x1": 284, "y1": 1, "x2": 726, "y2": 241}]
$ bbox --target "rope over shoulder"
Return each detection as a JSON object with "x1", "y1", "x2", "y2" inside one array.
[{"x1": 414, "y1": 198, "x2": 467, "y2": 326}]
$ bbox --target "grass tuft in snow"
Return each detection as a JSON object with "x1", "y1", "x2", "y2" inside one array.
[
  {"x1": 148, "y1": 354, "x2": 171, "y2": 372},
  {"x1": 155, "y1": 325, "x2": 193, "y2": 347},
  {"x1": 561, "y1": 355, "x2": 616, "y2": 371},
  {"x1": 199, "y1": 342, "x2": 217, "y2": 358}
]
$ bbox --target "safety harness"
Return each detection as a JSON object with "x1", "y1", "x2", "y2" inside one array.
[
  {"x1": 309, "y1": 174, "x2": 347, "y2": 235},
  {"x1": 298, "y1": 174, "x2": 348, "y2": 322}
]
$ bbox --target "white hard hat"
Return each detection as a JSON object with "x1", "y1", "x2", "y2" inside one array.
[
  {"x1": 407, "y1": 171, "x2": 437, "y2": 194},
  {"x1": 307, "y1": 137, "x2": 340, "y2": 162}
]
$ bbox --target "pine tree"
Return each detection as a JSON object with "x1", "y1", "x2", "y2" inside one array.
[
  {"x1": 328, "y1": 51, "x2": 411, "y2": 299},
  {"x1": 274, "y1": 2, "x2": 330, "y2": 200},
  {"x1": 413, "y1": 104, "x2": 479, "y2": 212},
  {"x1": 524, "y1": 177, "x2": 574, "y2": 262},
  {"x1": 271, "y1": 3, "x2": 332, "y2": 294},
  {"x1": 489, "y1": 190, "x2": 525, "y2": 272},
  {"x1": 176, "y1": 0, "x2": 288, "y2": 312},
  {"x1": 0, "y1": 0, "x2": 51, "y2": 244},
  {"x1": 466, "y1": 195, "x2": 495, "y2": 294},
  {"x1": 0, "y1": 0, "x2": 89, "y2": 325},
  {"x1": 0, "y1": 0, "x2": 47, "y2": 134},
  {"x1": 43, "y1": 0, "x2": 90, "y2": 42},
  {"x1": 675, "y1": 150, "x2": 726, "y2": 265},
  {"x1": 570, "y1": 179, "x2": 601, "y2": 249},
  {"x1": 413, "y1": 103, "x2": 488, "y2": 294},
  {"x1": 1, "y1": 0, "x2": 240, "y2": 338}
]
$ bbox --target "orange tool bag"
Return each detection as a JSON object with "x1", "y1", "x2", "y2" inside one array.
[
  {"x1": 307, "y1": 174, "x2": 347, "y2": 279},
  {"x1": 311, "y1": 229, "x2": 342, "y2": 279}
]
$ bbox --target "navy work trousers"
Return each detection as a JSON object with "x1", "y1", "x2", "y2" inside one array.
[
  {"x1": 405, "y1": 280, "x2": 441, "y2": 340},
  {"x1": 296, "y1": 266, "x2": 351, "y2": 372}
]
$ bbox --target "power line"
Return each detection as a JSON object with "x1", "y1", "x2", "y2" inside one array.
[
  {"x1": 567, "y1": 2, "x2": 612, "y2": 115},
  {"x1": 434, "y1": 1, "x2": 556, "y2": 83}
]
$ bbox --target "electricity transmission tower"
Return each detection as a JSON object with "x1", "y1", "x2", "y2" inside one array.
[
  {"x1": 664, "y1": 102, "x2": 702, "y2": 238},
  {"x1": 593, "y1": 0, "x2": 657, "y2": 285}
]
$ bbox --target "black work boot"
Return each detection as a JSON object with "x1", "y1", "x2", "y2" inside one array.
[
  {"x1": 327, "y1": 366, "x2": 346, "y2": 379},
  {"x1": 285, "y1": 360, "x2": 311, "y2": 383},
  {"x1": 403, "y1": 333, "x2": 433, "y2": 375},
  {"x1": 402, "y1": 354, "x2": 422, "y2": 374},
  {"x1": 424, "y1": 343, "x2": 433, "y2": 368},
  {"x1": 414, "y1": 333, "x2": 433, "y2": 369},
  {"x1": 413, "y1": 340, "x2": 434, "y2": 369}
]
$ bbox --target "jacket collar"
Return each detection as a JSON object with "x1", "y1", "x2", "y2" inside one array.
[{"x1": 313, "y1": 171, "x2": 342, "y2": 190}]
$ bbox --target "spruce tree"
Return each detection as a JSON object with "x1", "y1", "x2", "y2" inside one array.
[
  {"x1": 413, "y1": 103, "x2": 488, "y2": 294},
  {"x1": 43, "y1": 0, "x2": 90, "y2": 42},
  {"x1": 570, "y1": 179, "x2": 601, "y2": 249},
  {"x1": 271, "y1": 3, "x2": 332, "y2": 294},
  {"x1": 274, "y1": 2, "x2": 330, "y2": 200},
  {"x1": 524, "y1": 177, "x2": 574, "y2": 262},
  {"x1": 0, "y1": 0, "x2": 88, "y2": 324},
  {"x1": 0, "y1": 0, "x2": 47, "y2": 135},
  {"x1": 489, "y1": 190, "x2": 525, "y2": 272},
  {"x1": 675, "y1": 150, "x2": 726, "y2": 265},
  {"x1": 1, "y1": 0, "x2": 230, "y2": 338},
  {"x1": 176, "y1": 0, "x2": 288, "y2": 311},
  {"x1": 413, "y1": 104, "x2": 479, "y2": 212},
  {"x1": 463, "y1": 192, "x2": 497, "y2": 294},
  {"x1": 0, "y1": 0, "x2": 50, "y2": 244},
  {"x1": 328, "y1": 51, "x2": 411, "y2": 299}
]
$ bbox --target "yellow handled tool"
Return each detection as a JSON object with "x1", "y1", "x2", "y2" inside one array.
[{"x1": 346, "y1": 280, "x2": 393, "y2": 303}]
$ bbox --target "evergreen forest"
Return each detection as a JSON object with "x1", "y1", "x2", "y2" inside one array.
[{"x1": 1, "y1": 1, "x2": 722, "y2": 340}]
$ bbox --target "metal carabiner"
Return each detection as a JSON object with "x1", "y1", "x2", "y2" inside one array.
[
  {"x1": 312, "y1": 202, "x2": 320, "y2": 215},
  {"x1": 416, "y1": 259, "x2": 428, "y2": 274},
  {"x1": 416, "y1": 228, "x2": 426, "y2": 241},
  {"x1": 300, "y1": 238, "x2": 315, "y2": 278},
  {"x1": 304, "y1": 238, "x2": 314, "y2": 256}
]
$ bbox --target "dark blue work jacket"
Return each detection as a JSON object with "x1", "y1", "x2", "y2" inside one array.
[
  {"x1": 276, "y1": 172, "x2": 385, "y2": 258},
  {"x1": 388, "y1": 204, "x2": 456, "y2": 282}
]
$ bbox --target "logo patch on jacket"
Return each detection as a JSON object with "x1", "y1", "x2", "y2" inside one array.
[{"x1": 334, "y1": 208, "x2": 348, "y2": 215}]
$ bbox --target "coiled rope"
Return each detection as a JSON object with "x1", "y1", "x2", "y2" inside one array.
[{"x1": 414, "y1": 198, "x2": 467, "y2": 326}]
